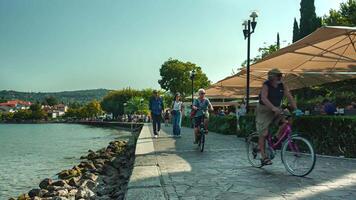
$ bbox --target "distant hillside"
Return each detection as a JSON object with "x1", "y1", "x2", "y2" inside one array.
[{"x1": 0, "y1": 89, "x2": 112, "y2": 104}]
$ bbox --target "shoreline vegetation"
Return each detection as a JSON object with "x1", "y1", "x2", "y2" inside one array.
[{"x1": 8, "y1": 125, "x2": 142, "y2": 200}]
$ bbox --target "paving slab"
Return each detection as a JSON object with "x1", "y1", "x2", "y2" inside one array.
[{"x1": 126, "y1": 124, "x2": 356, "y2": 200}]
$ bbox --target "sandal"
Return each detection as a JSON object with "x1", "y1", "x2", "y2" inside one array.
[{"x1": 261, "y1": 158, "x2": 273, "y2": 166}]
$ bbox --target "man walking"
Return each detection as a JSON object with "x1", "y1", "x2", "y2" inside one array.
[{"x1": 149, "y1": 90, "x2": 164, "y2": 138}]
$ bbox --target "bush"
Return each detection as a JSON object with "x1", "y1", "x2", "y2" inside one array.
[
  {"x1": 182, "y1": 114, "x2": 356, "y2": 157},
  {"x1": 181, "y1": 115, "x2": 238, "y2": 135}
]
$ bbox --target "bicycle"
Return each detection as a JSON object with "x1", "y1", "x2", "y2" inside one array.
[
  {"x1": 246, "y1": 110, "x2": 316, "y2": 177},
  {"x1": 194, "y1": 110, "x2": 208, "y2": 152}
]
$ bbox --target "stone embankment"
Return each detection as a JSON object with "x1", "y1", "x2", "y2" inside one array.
[{"x1": 10, "y1": 129, "x2": 140, "y2": 200}]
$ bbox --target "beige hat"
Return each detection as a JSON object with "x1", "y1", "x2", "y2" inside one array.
[{"x1": 268, "y1": 68, "x2": 282, "y2": 79}]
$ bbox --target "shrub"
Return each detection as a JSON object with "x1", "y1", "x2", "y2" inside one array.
[{"x1": 238, "y1": 115, "x2": 356, "y2": 158}]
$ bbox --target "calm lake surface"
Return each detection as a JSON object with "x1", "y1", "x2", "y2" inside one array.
[{"x1": 0, "y1": 123, "x2": 131, "y2": 199}]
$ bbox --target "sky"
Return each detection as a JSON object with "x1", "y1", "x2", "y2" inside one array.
[{"x1": 0, "y1": 0, "x2": 347, "y2": 92}]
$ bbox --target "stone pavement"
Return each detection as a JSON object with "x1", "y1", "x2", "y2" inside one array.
[{"x1": 126, "y1": 124, "x2": 356, "y2": 200}]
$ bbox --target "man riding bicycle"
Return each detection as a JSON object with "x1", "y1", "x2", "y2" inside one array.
[
  {"x1": 256, "y1": 68, "x2": 297, "y2": 165},
  {"x1": 192, "y1": 89, "x2": 213, "y2": 144}
]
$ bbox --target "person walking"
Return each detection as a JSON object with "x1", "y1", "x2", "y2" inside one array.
[
  {"x1": 172, "y1": 92, "x2": 183, "y2": 137},
  {"x1": 149, "y1": 90, "x2": 164, "y2": 138},
  {"x1": 164, "y1": 110, "x2": 170, "y2": 126}
]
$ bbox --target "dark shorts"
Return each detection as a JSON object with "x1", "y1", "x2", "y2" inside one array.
[{"x1": 194, "y1": 116, "x2": 204, "y2": 128}]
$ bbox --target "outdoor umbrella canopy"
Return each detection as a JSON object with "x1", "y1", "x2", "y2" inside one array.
[
  {"x1": 204, "y1": 85, "x2": 260, "y2": 99},
  {"x1": 211, "y1": 26, "x2": 356, "y2": 95},
  {"x1": 251, "y1": 26, "x2": 356, "y2": 76}
]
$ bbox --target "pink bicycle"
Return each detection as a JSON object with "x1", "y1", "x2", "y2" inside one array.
[{"x1": 246, "y1": 112, "x2": 316, "y2": 177}]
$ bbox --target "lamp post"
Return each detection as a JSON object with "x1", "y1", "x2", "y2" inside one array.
[
  {"x1": 190, "y1": 69, "x2": 196, "y2": 106},
  {"x1": 242, "y1": 11, "x2": 258, "y2": 114}
]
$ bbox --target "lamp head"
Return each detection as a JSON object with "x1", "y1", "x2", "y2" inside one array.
[{"x1": 250, "y1": 11, "x2": 258, "y2": 22}]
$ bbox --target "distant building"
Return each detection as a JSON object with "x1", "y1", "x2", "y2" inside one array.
[
  {"x1": 0, "y1": 100, "x2": 32, "y2": 113},
  {"x1": 42, "y1": 104, "x2": 68, "y2": 119}
]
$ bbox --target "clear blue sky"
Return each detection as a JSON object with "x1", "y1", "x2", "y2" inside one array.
[{"x1": 0, "y1": 0, "x2": 346, "y2": 92}]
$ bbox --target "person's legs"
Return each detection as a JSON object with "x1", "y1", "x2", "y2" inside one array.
[
  {"x1": 203, "y1": 118, "x2": 209, "y2": 134},
  {"x1": 258, "y1": 129, "x2": 269, "y2": 159},
  {"x1": 157, "y1": 114, "x2": 161, "y2": 133},
  {"x1": 177, "y1": 112, "x2": 181, "y2": 136},
  {"x1": 152, "y1": 114, "x2": 157, "y2": 135},
  {"x1": 172, "y1": 114, "x2": 177, "y2": 136},
  {"x1": 194, "y1": 116, "x2": 202, "y2": 143}
]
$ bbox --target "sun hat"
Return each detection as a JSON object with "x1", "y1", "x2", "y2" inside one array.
[{"x1": 268, "y1": 68, "x2": 282, "y2": 79}]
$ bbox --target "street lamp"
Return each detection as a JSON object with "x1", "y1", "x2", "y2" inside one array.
[
  {"x1": 190, "y1": 69, "x2": 196, "y2": 106},
  {"x1": 242, "y1": 11, "x2": 258, "y2": 114}
]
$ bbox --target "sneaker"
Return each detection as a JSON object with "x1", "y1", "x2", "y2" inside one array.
[{"x1": 154, "y1": 135, "x2": 158, "y2": 138}]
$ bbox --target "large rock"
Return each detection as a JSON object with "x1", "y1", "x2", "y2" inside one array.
[
  {"x1": 68, "y1": 189, "x2": 78, "y2": 197},
  {"x1": 82, "y1": 172, "x2": 98, "y2": 182},
  {"x1": 39, "y1": 178, "x2": 53, "y2": 189},
  {"x1": 66, "y1": 177, "x2": 80, "y2": 187},
  {"x1": 17, "y1": 193, "x2": 30, "y2": 200},
  {"x1": 78, "y1": 161, "x2": 96, "y2": 171},
  {"x1": 52, "y1": 180, "x2": 67, "y2": 187},
  {"x1": 56, "y1": 189, "x2": 69, "y2": 197},
  {"x1": 58, "y1": 169, "x2": 81, "y2": 179},
  {"x1": 28, "y1": 189, "x2": 41, "y2": 198},
  {"x1": 75, "y1": 188, "x2": 95, "y2": 199},
  {"x1": 52, "y1": 197, "x2": 69, "y2": 200}
]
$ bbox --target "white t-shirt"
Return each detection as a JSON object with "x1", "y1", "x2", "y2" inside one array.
[{"x1": 173, "y1": 101, "x2": 182, "y2": 111}]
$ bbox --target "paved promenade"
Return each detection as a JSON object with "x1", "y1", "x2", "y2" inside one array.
[{"x1": 126, "y1": 124, "x2": 356, "y2": 200}]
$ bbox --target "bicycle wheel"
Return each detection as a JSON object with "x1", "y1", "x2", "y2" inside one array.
[
  {"x1": 200, "y1": 133, "x2": 205, "y2": 152},
  {"x1": 281, "y1": 136, "x2": 316, "y2": 177},
  {"x1": 246, "y1": 133, "x2": 262, "y2": 168}
]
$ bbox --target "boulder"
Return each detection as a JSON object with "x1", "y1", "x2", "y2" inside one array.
[
  {"x1": 56, "y1": 189, "x2": 69, "y2": 197},
  {"x1": 17, "y1": 193, "x2": 30, "y2": 200},
  {"x1": 68, "y1": 189, "x2": 78, "y2": 197},
  {"x1": 58, "y1": 169, "x2": 81, "y2": 179},
  {"x1": 28, "y1": 188, "x2": 41, "y2": 198},
  {"x1": 51, "y1": 180, "x2": 67, "y2": 187},
  {"x1": 39, "y1": 178, "x2": 53, "y2": 189},
  {"x1": 52, "y1": 197, "x2": 68, "y2": 200},
  {"x1": 66, "y1": 177, "x2": 80, "y2": 187},
  {"x1": 38, "y1": 189, "x2": 48, "y2": 197},
  {"x1": 78, "y1": 179, "x2": 97, "y2": 190},
  {"x1": 82, "y1": 172, "x2": 98, "y2": 182},
  {"x1": 75, "y1": 188, "x2": 95, "y2": 199}
]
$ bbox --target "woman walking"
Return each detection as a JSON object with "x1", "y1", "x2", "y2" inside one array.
[{"x1": 172, "y1": 93, "x2": 183, "y2": 137}]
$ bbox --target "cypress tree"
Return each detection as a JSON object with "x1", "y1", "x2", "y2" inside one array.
[
  {"x1": 277, "y1": 32, "x2": 280, "y2": 49},
  {"x1": 299, "y1": 0, "x2": 321, "y2": 38},
  {"x1": 293, "y1": 18, "x2": 300, "y2": 42}
]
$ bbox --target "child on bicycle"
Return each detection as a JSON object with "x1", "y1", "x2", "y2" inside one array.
[
  {"x1": 192, "y1": 89, "x2": 213, "y2": 144},
  {"x1": 256, "y1": 68, "x2": 297, "y2": 165}
]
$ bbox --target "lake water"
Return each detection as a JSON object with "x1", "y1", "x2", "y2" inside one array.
[{"x1": 0, "y1": 123, "x2": 131, "y2": 199}]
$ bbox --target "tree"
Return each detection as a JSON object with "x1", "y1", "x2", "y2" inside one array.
[
  {"x1": 125, "y1": 97, "x2": 149, "y2": 114},
  {"x1": 158, "y1": 59, "x2": 211, "y2": 98},
  {"x1": 84, "y1": 100, "x2": 103, "y2": 118},
  {"x1": 276, "y1": 33, "x2": 280, "y2": 49},
  {"x1": 13, "y1": 110, "x2": 31, "y2": 121},
  {"x1": 292, "y1": 18, "x2": 300, "y2": 43},
  {"x1": 299, "y1": 0, "x2": 321, "y2": 39},
  {"x1": 324, "y1": 0, "x2": 356, "y2": 26},
  {"x1": 30, "y1": 103, "x2": 47, "y2": 120},
  {"x1": 43, "y1": 96, "x2": 58, "y2": 106},
  {"x1": 101, "y1": 88, "x2": 142, "y2": 117}
]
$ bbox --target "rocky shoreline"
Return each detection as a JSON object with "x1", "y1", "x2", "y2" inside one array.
[{"x1": 10, "y1": 131, "x2": 139, "y2": 200}]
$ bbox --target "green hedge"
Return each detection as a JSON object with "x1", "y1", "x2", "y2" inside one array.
[
  {"x1": 182, "y1": 115, "x2": 356, "y2": 158},
  {"x1": 181, "y1": 115, "x2": 238, "y2": 135},
  {"x1": 238, "y1": 115, "x2": 356, "y2": 158}
]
